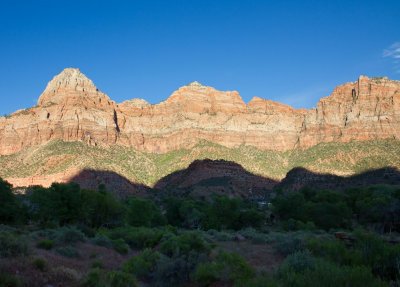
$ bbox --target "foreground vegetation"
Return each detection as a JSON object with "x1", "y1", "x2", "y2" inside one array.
[{"x1": 1, "y1": 177, "x2": 400, "y2": 286}]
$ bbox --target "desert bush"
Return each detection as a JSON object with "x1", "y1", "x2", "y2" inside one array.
[
  {"x1": 274, "y1": 234, "x2": 305, "y2": 256},
  {"x1": 353, "y1": 230, "x2": 400, "y2": 281},
  {"x1": 91, "y1": 234, "x2": 113, "y2": 248},
  {"x1": 52, "y1": 266, "x2": 81, "y2": 282},
  {"x1": 106, "y1": 226, "x2": 164, "y2": 249},
  {"x1": 82, "y1": 268, "x2": 105, "y2": 287},
  {"x1": 112, "y1": 239, "x2": 129, "y2": 254},
  {"x1": 243, "y1": 275, "x2": 279, "y2": 287},
  {"x1": 153, "y1": 251, "x2": 208, "y2": 287},
  {"x1": 0, "y1": 273, "x2": 22, "y2": 287},
  {"x1": 36, "y1": 239, "x2": 54, "y2": 250},
  {"x1": 0, "y1": 231, "x2": 28, "y2": 257},
  {"x1": 194, "y1": 251, "x2": 255, "y2": 286},
  {"x1": 159, "y1": 231, "x2": 210, "y2": 257},
  {"x1": 306, "y1": 237, "x2": 353, "y2": 266},
  {"x1": 52, "y1": 226, "x2": 86, "y2": 244},
  {"x1": 82, "y1": 268, "x2": 137, "y2": 287},
  {"x1": 278, "y1": 258, "x2": 387, "y2": 287},
  {"x1": 123, "y1": 248, "x2": 161, "y2": 278},
  {"x1": 206, "y1": 229, "x2": 234, "y2": 241},
  {"x1": 91, "y1": 260, "x2": 104, "y2": 269},
  {"x1": 278, "y1": 250, "x2": 315, "y2": 274},
  {"x1": 56, "y1": 246, "x2": 80, "y2": 258},
  {"x1": 282, "y1": 219, "x2": 317, "y2": 231},
  {"x1": 32, "y1": 257, "x2": 47, "y2": 271},
  {"x1": 106, "y1": 271, "x2": 138, "y2": 287},
  {"x1": 239, "y1": 228, "x2": 269, "y2": 244}
]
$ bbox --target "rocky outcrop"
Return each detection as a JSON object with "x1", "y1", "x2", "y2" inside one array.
[
  {"x1": 1, "y1": 69, "x2": 400, "y2": 156},
  {"x1": 299, "y1": 76, "x2": 400, "y2": 147}
]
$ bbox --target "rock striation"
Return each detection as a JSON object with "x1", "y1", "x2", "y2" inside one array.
[{"x1": 1, "y1": 69, "x2": 400, "y2": 156}]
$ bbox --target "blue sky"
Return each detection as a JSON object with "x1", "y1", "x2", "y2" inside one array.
[{"x1": 0, "y1": 0, "x2": 399, "y2": 115}]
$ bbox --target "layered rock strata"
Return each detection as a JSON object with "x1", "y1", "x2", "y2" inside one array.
[{"x1": 1, "y1": 69, "x2": 399, "y2": 156}]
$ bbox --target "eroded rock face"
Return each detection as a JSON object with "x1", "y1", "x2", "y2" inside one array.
[
  {"x1": 0, "y1": 68, "x2": 120, "y2": 155},
  {"x1": 1, "y1": 69, "x2": 400, "y2": 157},
  {"x1": 299, "y1": 76, "x2": 400, "y2": 147}
]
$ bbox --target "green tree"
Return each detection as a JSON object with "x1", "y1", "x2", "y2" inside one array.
[
  {"x1": 0, "y1": 178, "x2": 23, "y2": 224},
  {"x1": 127, "y1": 198, "x2": 165, "y2": 227}
]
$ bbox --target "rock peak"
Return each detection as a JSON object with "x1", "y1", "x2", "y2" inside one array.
[
  {"x1": 188, "y1": 81, "x2": 203, "y2": 87},
  {"x1": 37, "y1": 68, "x2": 100, "y2": 106},
  {"x1": 186, "y1": 81, "x2": 207, "y2": 90}
]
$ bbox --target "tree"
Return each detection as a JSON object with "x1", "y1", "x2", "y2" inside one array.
[
  {"x1": 127, "y1": 198, "x2": 165, "y2": 227},
  {"x1": 0, "y1": 178, "x2": 22, "y2": 224}
]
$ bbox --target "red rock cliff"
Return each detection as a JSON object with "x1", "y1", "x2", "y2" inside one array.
[{"x1": 0, "y1": 69, "x2": 399, "y2": 155}]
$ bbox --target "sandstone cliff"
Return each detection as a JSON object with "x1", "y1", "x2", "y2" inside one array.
[{"x1": 0, "y1": 69, "x2": 399, "y2": 157}]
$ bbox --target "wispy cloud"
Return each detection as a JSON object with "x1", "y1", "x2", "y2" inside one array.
[{"x1": 383, "y1": 42, "x2": 400, "y2": 73}]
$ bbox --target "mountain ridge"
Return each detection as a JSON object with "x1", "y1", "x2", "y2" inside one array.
[{"x1": 1, "y1": 68, "x2": 399, "y2": 156}]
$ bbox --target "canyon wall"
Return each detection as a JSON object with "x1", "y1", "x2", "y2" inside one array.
[{"x1": 1, "y1": 69, "x2": 399, "y2": 156}]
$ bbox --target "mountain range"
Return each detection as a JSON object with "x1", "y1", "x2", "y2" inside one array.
[{"x1": 1, "y1": 68, "x2": 400, "y2": 193}]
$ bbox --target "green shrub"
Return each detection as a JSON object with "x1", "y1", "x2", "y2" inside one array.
[
  {"x1": 106, "y1": 227, "x2": 164, "y2": 249},
  {"x1": 53, "y1": 226, "x2": 86, "y2": 244},
  {"x1": 239, "y1": 228, "x2": 269, "y2": 244},
  {"x1": 0, "y1": 178, "x2": 24, "y2": 224},
  {"x1": 82, "y1": 268, "x2": 105, "y2": 287},
  {"x1": 194, "y1": 252, "x2": 255, "y2": 286},
  {"x1": 82, "y1": 268, "x2": 137, "y2": 287},
  {"x1": 159, "y1": 231, "x2": 210, "y2": 257},
  {"x1": 278, "y1": 258, "x2": 387, "y2": 287},
  {"x1": 91, "y1": 260, "x2": 103, "y2": 269},
  {"x1": 112, "y1": 239, "x2": 129, "y2": 255},
  {"x1": 278, "y1": 250, "x2": 315, "y2": 274},
  {"x1": 56, "y1": 246, "x2": 80, "y2": 258},
  {"x1": 91, "y1": 234, "x2": 113, "y2": 248},
  {"x1": 274, "y1": 234, "x2": 304, "y2": 256},
  {"x1": 106, "y1": 271, "x2": 138, "y2": 287},
  {"x1": 52, "y1": 266, "x2": 81, "y2": 282},
  {"x1": 32, "y1": 257, "x2": 47, "y2": 272},
  {"x1": 0, "y1": 232, "x2": 28, "y2": 257},
  {"x1": 206, "y1": 229, "x2": 234, "y2": 241},
  {"x1": 243, "y1": 275, "x2": 279, "y2": 287},
  {"x1": 152, "y1": 254, "x2": 190, "y2": 286},
  {"x1": 0, "y1": 273, "x2": 22, "y2": 287},
  {"x1": 123, "y1": 248, "x2": 160, "y2": 278},
  {"x1": 306, "y1": 237, "x2": 352, "y2": 266},
  {"x1": 152, "y1": 252, "x2": 207, "y2": 287},
  {"x1": 36, "y1": 239, "x2": 54, "y2": 250}
]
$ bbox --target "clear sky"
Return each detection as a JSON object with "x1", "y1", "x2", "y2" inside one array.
[{"x1": 0, "y1": 0, "x2": 399, "y2": 115}]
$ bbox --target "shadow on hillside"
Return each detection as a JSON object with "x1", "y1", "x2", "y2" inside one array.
[
  {"x1": 68, "y1": 169, "x2": 151, "y2": 198},
  {"x1": 154, "y1": 159, "x2": 278, "y2": 199},
  {"x1": 65, "y1": 162, "x2": 400, "y2": 199},
  {"x1": 276, "y1": 166, "x2": 400, "y2": 191}
]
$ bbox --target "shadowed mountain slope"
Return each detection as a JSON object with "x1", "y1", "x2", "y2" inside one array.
[
  {"x1": 68, "y1": 169, "x2": 151, "y2": 197},
  {"x1": 2, "y1": 139, "x2": 400, "y2": 190},
  {"x1": 154, "y1": 159, "x2": 278, "y2": 198},
  {"x1": 276, "y1": 166, "x2": 400, "y2": 192}
]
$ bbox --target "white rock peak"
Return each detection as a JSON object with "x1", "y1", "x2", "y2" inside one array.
[{"x1": 37, "y1": 68, "x2": 100, "y2": 106}]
